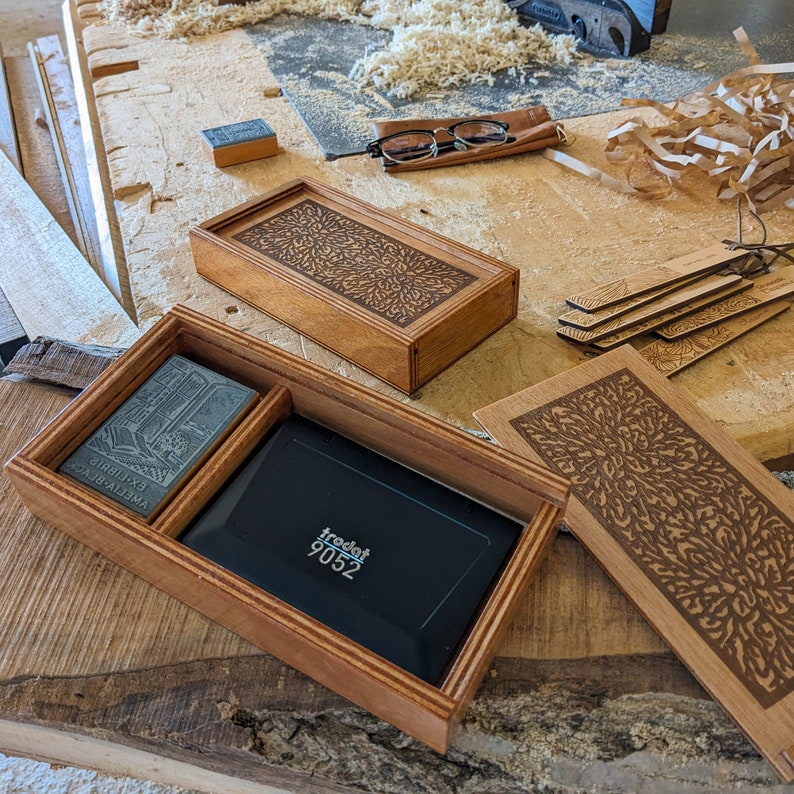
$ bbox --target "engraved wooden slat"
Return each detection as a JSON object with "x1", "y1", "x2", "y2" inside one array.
[
  {"x1": 5, "y1": 304, "x2": 568, "y2": 754},
  {"x1": 558, "y1": 274, "x2": 703, "y2": 329},
  {"x1": 557, "y1": 273, "x2": 746, "y2": 344},
  {"x1": 474, "y1": 344, "x2": 794, "y2": 782},
  {"x1": 588, "y1": 279, "x2": 751, "y2": 351},
  {"x1": 190, "y1": 177, "x2": 518, "y2": 394},
  {"x1": 564, "y1": 243, "x2": 748, "y2": 312},
  {"x1": 655, "y1": 266, "x2": 794, "y2": 340},
  {"x1": 639, "y1": 300, "x2": 791, "y2": 375}
]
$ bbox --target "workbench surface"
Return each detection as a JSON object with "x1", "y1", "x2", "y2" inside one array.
[{"x1": 0, "y1": 5, "x2": 792, "y2": 792}]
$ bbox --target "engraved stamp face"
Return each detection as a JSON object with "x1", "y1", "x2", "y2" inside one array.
[
  {"x1": 509, "y1": 368, "x2": 794, "y2": 707},
  {"x1": 59, "y1": 355, "x2": 257, "y2": 520},
  {"x1": 232, "y1": 199, "x2": 476, "y2": 327}
]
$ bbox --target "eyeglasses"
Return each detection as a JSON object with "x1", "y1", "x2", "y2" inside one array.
[{"x1": 366, "y1": 120, "x2": 513, "y2": 166}]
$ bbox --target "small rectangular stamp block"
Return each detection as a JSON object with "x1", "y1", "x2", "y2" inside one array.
[
  {"x1": 59, "y1": 354, "x2": 258, "y2": 520},
  {"x1": 200, "y1": 118, "x2": 278, "y2": 167}
]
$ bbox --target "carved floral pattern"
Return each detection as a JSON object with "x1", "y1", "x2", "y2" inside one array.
[
  {"x1": 659, "y1": 292, "x2": 760, "y2": 337},
  {"x1": 509, "y1": 369, "x2": 794, "y2": 707},
  {"x1": 232, "y1": 200, "x2": 475, "y2": 327}
]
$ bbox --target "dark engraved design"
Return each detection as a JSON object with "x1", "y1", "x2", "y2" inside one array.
[
  {"x1": 509, "y1": 368, "x2": 794, "y2": 707},
  {"x1": 658, "y1": 292, "x2": 760, "y2": 337},
  {"x1": 232, "y1": 199, "x2": 476, "y2": 327},
  {"x1": 201, "y1": 119, "x2": 275, "y2": 149},
  {"x1": 60, "y1": 355, "x2": 257, "y2": 519}
]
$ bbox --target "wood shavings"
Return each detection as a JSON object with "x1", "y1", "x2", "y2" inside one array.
[
  {"x1": 549, "y1": 28, "x2": 794, "y2": 214},
  {"x1": 100, "y1": 0, "x2": 577, "y2": 98},
  {"x1": 349, "y1": 0, "x2": 577, "y2": 99}
]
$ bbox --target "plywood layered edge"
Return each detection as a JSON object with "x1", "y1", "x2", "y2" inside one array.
[{"x1": 5, "y1": 304, "x2": 568, "y2": 752}]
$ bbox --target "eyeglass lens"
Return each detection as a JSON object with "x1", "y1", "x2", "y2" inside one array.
[{"x1": 380, "y1": 120, "x2": 508, "y2": 163}]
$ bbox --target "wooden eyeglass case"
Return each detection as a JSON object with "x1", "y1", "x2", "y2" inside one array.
[{"x1": 4, "y1": 305, "x2": 569, "y2": 751}]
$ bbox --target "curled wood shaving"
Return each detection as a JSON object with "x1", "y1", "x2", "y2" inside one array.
[
  {"x1": 100, "y1": 0, "x2": 577, "y2": 99},
  {"x1": 548, "y1": 28, "x2": 794, "y2": 214},
  {"x1": 349, "y1": 0, "x2": 577, "y2": 100}
]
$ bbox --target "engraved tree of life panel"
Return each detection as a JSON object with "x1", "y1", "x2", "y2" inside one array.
[
  {"x1": 509, "y1": 368, "x2": 794, "y2": 709},
  {"x1": 232, "y1": 199, "x2": 476, "y2": 327}
]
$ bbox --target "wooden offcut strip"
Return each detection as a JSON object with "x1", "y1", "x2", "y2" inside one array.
[
  {"x1": 3, "y1": 54, "x2": 78, "y2": 245},
  {"x1": 0, "y1": 45, "x2": 21, "y2": 173},
  {"x1": 28, "y1": 35, "x2": 103, "y2": 271},
  {"x1": 564, "y1": 243, "x2": 747, "y2": 312},
  {"x1": 655, "y1": 266, "x2": 794, "y2": 340},
  {"x1": 638, "y1": 300, "x2": 791, "y2": 375},
  {"x1": 557, "y1": 273, "x2": 745, "y2": 344},
  {"x1": 62, "y1": 0, "x2": 138, "y2": 319},
  {"x1": 474, "y1": 345, "x2": 794, "y2": 783}
]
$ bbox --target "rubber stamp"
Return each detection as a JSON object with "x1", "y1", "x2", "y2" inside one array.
[
  {"x1": 200, "y1": 118, "x2": 278, "y2": 167},
  {"x1": 59, "y1": 355, "x2": 258, "y2": 519},
  {"x1": 181, "y1": 414, "x2": 523, "y2": 683}
]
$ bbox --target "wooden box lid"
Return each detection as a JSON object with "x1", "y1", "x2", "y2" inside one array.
[
  {"x1": 474, "y1": 345, "x2": 794, "y2": 782},
  {"x1": 4, "y1": 305, "x2": 568, "y2": 752},
  {"x1": 189, "y1": 177, "x2": 519, "y2": 394}
]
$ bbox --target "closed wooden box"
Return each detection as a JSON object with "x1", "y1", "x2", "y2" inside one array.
[
  {"x1": 189, "y1": 177, "x2": 519, "y2": 394},
  {"x1": 4, "y1": 305, "x2": 568, "y2": 752}
]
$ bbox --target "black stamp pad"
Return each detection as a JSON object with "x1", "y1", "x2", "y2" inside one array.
[
  {"x1": 180, "y1": 414, "x2": 523, "y2": 683},
  {"x1": 59, "y1": 355, "x2": 258, "y2": 519}
]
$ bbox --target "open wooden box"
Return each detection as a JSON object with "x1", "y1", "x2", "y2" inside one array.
[
  {"x1": 5, "y1": 305, "x2": 569, "y2": 751},
  {"x1": 189, "y1": 177, "x2": 519, "y2": 394}
]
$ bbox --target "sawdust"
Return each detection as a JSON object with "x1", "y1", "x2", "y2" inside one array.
[{"x1": 100, "y1": 0, "x2": 578, "y2": 99}]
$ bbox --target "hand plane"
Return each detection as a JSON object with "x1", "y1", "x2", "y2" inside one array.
[{"x1": 507, "y1": 0, "x2": 672, "y2": 56}]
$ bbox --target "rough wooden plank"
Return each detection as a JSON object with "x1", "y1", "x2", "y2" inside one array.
[
  {"x1": 28, "y1": 35, "x2": 103, "y2": 271},
  {"x1": 0, "y1": 722, "x2": 290, "y2": 794},
  {"x1": 0, "y1": 148, "x2": 138, "y2": 347},
  {"x1": 2, "y1": 652, "x2": 777, "y2": 794},
  {"x1": 0, "y1": 45, "x2": 21, "y2": 172},
  {"x1": 62, "y1": 0, "x2": 138, "y2": 319},
  {"x1": 2, "y1": 54, "x2": 78, "y2": 246},
  {"x1": 3, "y1": 336, "x2": 125, "y2": 388},
  {"x1": 474, "y1": 345, "x2": 794, "y2": 782}
]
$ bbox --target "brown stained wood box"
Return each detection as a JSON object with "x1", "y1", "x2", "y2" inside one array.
[
  {"x1": 188, "y1": 177, "x2": 520, "y2": 394},
  {"x1": 4, "y1": 305, "x2": 569, "y2": 752}
]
